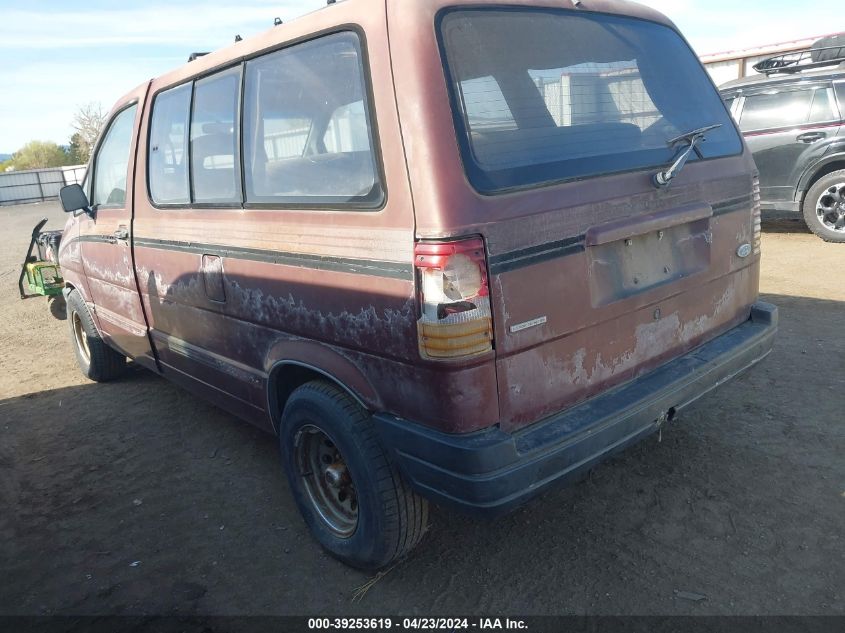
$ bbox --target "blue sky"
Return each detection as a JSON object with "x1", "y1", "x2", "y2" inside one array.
[{"x1": 0, "y1": 0, "x2": 841, "y2": 154}]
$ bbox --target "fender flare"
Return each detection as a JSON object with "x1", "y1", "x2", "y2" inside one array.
[
  {"x1": 264, "y1": 340, "x2": 384, "y2": 431},
  {"x1": 795, "y1": 151, "x2": 845, "y2": 201}
]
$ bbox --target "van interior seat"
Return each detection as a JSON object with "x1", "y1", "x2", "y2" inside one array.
[
  {"x1": 470, "y1": 122, "x2": 642, "y2": 168},
  {"x1": 260, "y1": 151, "x2": 375, "y2": 198},
  {"x1": 192, "y1": 132, "x2": 237, "y2": 200}
]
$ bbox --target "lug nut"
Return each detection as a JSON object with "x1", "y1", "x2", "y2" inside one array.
[{"x1": 324, "y1": 462, "x2": 348, "y2": 489}]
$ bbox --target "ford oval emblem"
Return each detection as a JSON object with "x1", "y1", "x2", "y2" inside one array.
[{"x1": 737, "y1": 243, "x2": 752, "y2": 258}]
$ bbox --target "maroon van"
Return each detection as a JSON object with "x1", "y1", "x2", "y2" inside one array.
[{"x1": 54, "y1": 0, "x2": 776, "y2": 569}]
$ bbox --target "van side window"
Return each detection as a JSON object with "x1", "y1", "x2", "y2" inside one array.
[
  {"x1": 739, "y1": 89, "x2": 814, "y2": 132},
  {"x1": 243, "y1": 32, "x2": 382, "y2": 206},
  {"x1": 191, "y1": 66, "x2": 243, "y2": 204},
  {"x1": 148, "y1": 83, "x2": 191, "y2": 204},
  {"x1": 92, "y1": 105, "x2": 137, "y2": 208}
]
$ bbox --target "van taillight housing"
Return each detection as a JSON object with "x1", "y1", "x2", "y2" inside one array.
[
  {"x1": 415, "y1": 237, "x2": 493, "y2": 360},
  {"x1": 752, "y1": 175, "x2": 762, "y2": 255}
]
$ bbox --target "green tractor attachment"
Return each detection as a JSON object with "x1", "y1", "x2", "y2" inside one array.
[{"x1": 19, "y1": 218, "x2": 66, "y2": 318}]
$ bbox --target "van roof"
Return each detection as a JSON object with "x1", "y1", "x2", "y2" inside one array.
[{"x1": 139, "y1": 0, "x2": 676, "y2": 95}]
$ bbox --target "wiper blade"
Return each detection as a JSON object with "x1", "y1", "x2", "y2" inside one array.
[
  {"x1": 653, "y1": 123, "x2": 722, "y2": 188},
  {"x1": 665, "y1": 123, "x2": 723, "y2": 147}
]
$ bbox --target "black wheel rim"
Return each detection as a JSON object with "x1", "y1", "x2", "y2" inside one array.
[
  {"x1": 815, "y1": 183, "x2": 845, "y2": 233},
  {"x1": 294, "y1": 424, "x2": 358, "y2": 538}
]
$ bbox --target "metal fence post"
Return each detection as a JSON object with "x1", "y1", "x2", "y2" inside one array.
[{"x1": 35, "y1": 170, "x2": 45, "y2": 202}]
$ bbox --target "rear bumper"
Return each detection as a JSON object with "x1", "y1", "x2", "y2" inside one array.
[{"x1": 373, "y1": 302, "x2": 777, "y2": 517}]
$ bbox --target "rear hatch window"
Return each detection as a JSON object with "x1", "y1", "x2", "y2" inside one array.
[{"x1": 438, "y1": 8, "x2": 743, "y2": 193}]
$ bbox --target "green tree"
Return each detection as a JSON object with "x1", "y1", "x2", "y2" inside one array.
[
  {"x1": 70, "y1": 102, "x2": 106, "y2": 164},
  {"x1": 68, "y1": 132, "x2": 87, "y2": 164},
  {"x1": 9, "y1": 141, "x2": 72, "y2": 170}
]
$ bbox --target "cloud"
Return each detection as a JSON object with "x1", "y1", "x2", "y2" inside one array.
[
  {"x1": 0, "y1": 1, "x2": 311, "y2": 49},
  {"x1": 0, "y1": 58, "x2": 167, "y2": 150},
  {"x1": 635, "y1": 0, "x2": 843, "y2": 54},
  {"x1": 0, "y1": 0, "x2": 316, "y2": 150}
]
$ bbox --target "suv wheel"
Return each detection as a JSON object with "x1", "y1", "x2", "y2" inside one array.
[
  {"x1": 803, "y1": 170, "x2": 845, "y2": 242},
  {"x1": 279, "y1": 380, "x2": 429, "y2": 570}
]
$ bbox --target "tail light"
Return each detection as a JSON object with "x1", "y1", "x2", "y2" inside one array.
[
  {"x1": 415, "y1": 237, "x2": 493, "y2": 360},
  {"x1": 752, "y1": 175, "x2": 762, "y2": 255}
]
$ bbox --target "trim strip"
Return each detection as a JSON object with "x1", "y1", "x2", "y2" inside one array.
[
  {"x1": 133, "y1": 237, "x2": 413, "y2": 280},
  {"x1": 72, "y1": 234, "x2": 412, "y2": 280},
  {"x1": 489, "y1": 235, "x2": 585, "y2": 275},
  {"x1": 77, "y1": 234, "x2": 117, "y2": 245},
  {"x1": 743, "y1": 120, "x2": 843, "y2": 138},
  {"x1": 155, "y1": 332, "x2": 266, "y2": 387},
  {"x1": 74, "y1": 195, "x2": 750, "y2": 279},
  {"x1": 712, "y1": 193, "x2": 753, "y2": 217},
  {"x1": 489, "y1": 194, "x2": 752, "y2": 274}
]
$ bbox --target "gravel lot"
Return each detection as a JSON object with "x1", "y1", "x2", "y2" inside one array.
[{"x1": 1, "y1": 202, "x2": 843, "y2": 617}]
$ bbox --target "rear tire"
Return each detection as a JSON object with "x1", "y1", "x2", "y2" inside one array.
[
  {"x1": 66, "y1": 289, "x2": 126, "y2": 382},
  {"x1": 802, "y1": 170, "x2": 845, "y2": 242},
  {"x1": 279, "y1": 380, "x2": 429, "y2": 570}
]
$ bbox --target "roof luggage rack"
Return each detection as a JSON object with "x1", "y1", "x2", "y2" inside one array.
[{"x1": 753, "y1": 38, "x2": 845, "y2": 75}]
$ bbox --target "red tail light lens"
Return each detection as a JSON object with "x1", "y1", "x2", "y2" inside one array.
[{"x1": 415, "y1": 237, "x2": 493, "y2": 359}]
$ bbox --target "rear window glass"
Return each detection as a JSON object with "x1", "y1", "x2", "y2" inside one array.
[
  {"x1": 439, "y1": 9, "x2": 742, "y2": 193},
  {"x1": 242, "y1": 32, "x2": 382, "y2": 206}
]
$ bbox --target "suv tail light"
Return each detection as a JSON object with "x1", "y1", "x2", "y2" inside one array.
[
  {"x1": 752, "y1": 175, "x2": 762, "y2": 255},
  {"x1": 415, "y1": 237, "x2": 493, "y2": 360}
]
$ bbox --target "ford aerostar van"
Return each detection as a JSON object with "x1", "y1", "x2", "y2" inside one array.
[{"x1": 54, "y1": 0, "x2": 777, "y2": 569}]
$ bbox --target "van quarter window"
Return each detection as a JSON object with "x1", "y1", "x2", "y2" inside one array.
[
  {"x1": 242, "y1": 32, "x2": 382, "y2": 206},
  {"x1": 148, "y1": 83, "x2": 191, "y2": 205},
  {"x1": 438, "y1": 9, "x2": 742, "y2": 193},
  {"x1": 191, "y1": 66, "x2": 243, "y2": 204},
  {"x1": 92, "y1": 105, "x2": 137, "y2": 208}
]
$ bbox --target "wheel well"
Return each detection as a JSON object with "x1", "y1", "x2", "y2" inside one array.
[
  {"x1": 801, "y1": 161, "x2": 845, "y2": 205},
  {"x1": 268, "y1": 362, "x2": 368, "y2": 434}
]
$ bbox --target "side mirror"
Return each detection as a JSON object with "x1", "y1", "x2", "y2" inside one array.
[{"x1": 59, "y1": 184, "x2": 91, "y2": 214}]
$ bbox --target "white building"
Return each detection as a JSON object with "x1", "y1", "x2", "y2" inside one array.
[{"x1": 701, "y1": 32, "x2": 844, "y2": 87}]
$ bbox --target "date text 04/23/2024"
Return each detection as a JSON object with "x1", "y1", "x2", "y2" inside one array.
[{"x1": 307, "y1": 618, "x2": 528, "y2": 630}]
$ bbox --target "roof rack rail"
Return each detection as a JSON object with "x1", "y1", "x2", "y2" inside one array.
[
  {"x1": 188, "y1": 52, "x2": 209, "y2": 62},
  {"x1": 753, "y1": 43, "x2": 845, "y2": 76}
]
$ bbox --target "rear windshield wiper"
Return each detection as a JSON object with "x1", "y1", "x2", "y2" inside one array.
[{"x1": 652, "y1": 123, "x2": 722, "y2": 188}]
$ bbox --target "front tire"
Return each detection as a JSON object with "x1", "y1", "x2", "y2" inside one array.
[
  {"x1": 66, "y1": 289, "x2": 126, "y2": 382},
  {"x1": 279, "y1": 380, "x2": 429, "y2": 570},
  {"x1": 802, "y1": 170, "x2": 845, "y2": 242}
]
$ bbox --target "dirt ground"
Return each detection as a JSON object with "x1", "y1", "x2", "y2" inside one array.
[{"x1": 0, "y1": 202, "x2": 843, "y2": 617}]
